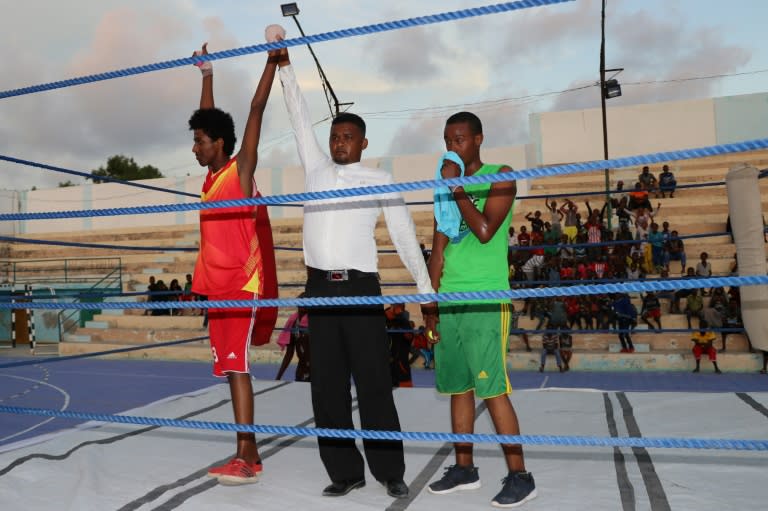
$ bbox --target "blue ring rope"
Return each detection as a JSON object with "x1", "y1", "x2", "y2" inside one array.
[
  {"x1": 0, "y1": 275, "x2": 737, "y2": 302},
  {"x1": 1, "y1": 275, "x2": 765, "y2": 310},
  {"x1": 0, "y1": 230, "x2": 732, "y2": 255},
  {"x1": 2, "y1": 137, "x2": 766, "y2": 222},
  {"x1": 0, "y1": 405, "x2": 764, "y2": 450},
  {"x1": 0, "y1": 0, "x2": 574, "y2": 100}
]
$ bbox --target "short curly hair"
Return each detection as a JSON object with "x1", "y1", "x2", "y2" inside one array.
[{"x1": 188, "y1": 108, "x2": 237, "y2": 156}]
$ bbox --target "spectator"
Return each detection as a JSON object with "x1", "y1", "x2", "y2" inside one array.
[
  {"x1": 665, "y1": 230, "x2": 687, "y2": 274},
  {"x1": 548, "y1": 297, "x2": 568, "y2": 329},
  {"x1": 525, "y1": 210, "x2": 544, "y2": 234},
  {"x1": 760, "y1": 350, "x2": 767, "y2": 375},
  {"x1": 565, "y1": 296, "x2": 583, "y2": 330},
  {"x1": 612, "y1": 293, "x2": 637, "y2": 353},
  {"x1": 696, "y1": 252, "x2": 713, "y2": 296},
  {"x1": 144, "y1": 276, "x2": 158, "y2": 316},
  {"x1": 386, "y1": 303, "x2": 414, "y2": 388},
  {"x1": 522, "y1": 251, "x2": 545, "y2": 282},
  {"x1": 559, "y1": 199, "x2": 579, "y2": 242},
  {"x1": 168, "y1": 278, "x2": 183, "y2": 316},
  {"x1": 670, "y1": 267, "x2": 697, "y2": 313},
  {"x1": 544, "y1": 198, "x2": 563, "y2": 237},
  {"x1": 696, "y1": 252, "x2": 712, "y2": 277},
  {"x1": 615, "y1": 222, "x2": 635, "y2": 258},
  {"x1": 539, "y1": 331, "x2": 564, "y2": 372},
  {"x1": 154, "y1": 279, "x2": 170, "y2": 316},
  {"x1": 640, "y1": 291, "x2": 662, "y2": 331},
  {"x1": 658, "y1": 165, "x2": 677, "y2": 198},
  {"x1": 409, "y1": 326, "x2": 434, "y2": 369},
  {"x1": 543, "y1": 222, "x2": 560, "y2": 258},
  {"x1": 557, "y1": 234, "x2": 574, "y2": 262},
  {"x1": 179, "y1": 273, "x2": 196, "y2": 316},
  {"x1": 276, "y1": 294, "x2": 311, "y2": 382},
  {"x1": 517, "y1": 225, "x2": 531, "y2": 247},
  {"x1": 628, "y1": 182, "x2": 652, "y2": 211},
  {"x1": 638, "y1": 166, "x2": 658, "y2": 196},
  {"x1": 530, "y1": 296, "x2": 550, "y2": 331},
  {"x1": 559, "y1": 330, "x2": 573, "y2": 371},
  {"x1": 646, "y1": 223, "x2": 665, "y2": 272},
  {"x1": 691, "y1": 320, "x2": 722, "y2": 374},
  {"x1": 595, "y1": 293, "x2": 616, "y2": 330},
  {"x1": 508, "y1": 226, "x2": 518, "y2": 249},
  {"x1": 684, "y1": 288, "x2": 704, "y2": 329},
  {"x1": 611, "y1": 180, "x2": 629, "y2": 210},
  {"x1": 509, "y1": 303, "x2": 531, "y2": 352}
]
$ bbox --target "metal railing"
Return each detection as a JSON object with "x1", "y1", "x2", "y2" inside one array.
[
  {"x1": 57, "y1": 266, "x2": 123, "y2": 341},
  {"x1": 1, "y1": 257, "x2": 122, "y2": 285}
]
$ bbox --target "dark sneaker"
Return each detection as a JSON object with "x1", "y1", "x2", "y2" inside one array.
[
  {"x1": 428, "y1": 464, "x2": 481, "y2": 494},
  {"x1": 491, "y1": 471, "x2": 537, "y2": 508}
]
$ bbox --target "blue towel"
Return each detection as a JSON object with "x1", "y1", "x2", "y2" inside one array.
[{"x1": 433, "y1": 151, "x2": 466, "y2": 242}]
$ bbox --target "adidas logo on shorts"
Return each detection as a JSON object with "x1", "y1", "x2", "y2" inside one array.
[
  {"x1": 227, "y1": 352, "x2": 237, "y2": 360},
  {"x1": 478, "y1": 370, "x2": 488, "y2": 379}
]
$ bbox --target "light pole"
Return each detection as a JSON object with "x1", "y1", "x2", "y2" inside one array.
[
  {"x1": 281, "y1": 3, "x2": 353, "y2": 117},
  {"x1": 599, "y1": 0, "x2": 622, "y2": 230}
]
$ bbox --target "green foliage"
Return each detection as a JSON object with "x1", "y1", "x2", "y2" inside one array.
[
  {"x1": 58, "y1": 180, "x2": 76, "y2": 187},
  {"x1": 91, "y1": 155, "x2": 163, "y2": 183}
]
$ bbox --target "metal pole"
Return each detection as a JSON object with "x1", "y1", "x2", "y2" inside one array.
[
  {"x1": 600, "y1": 0, "x2": 612, "y2": 230},
  {"x1": 290, "y1": 15, "x2": 342, "y2": 117}
]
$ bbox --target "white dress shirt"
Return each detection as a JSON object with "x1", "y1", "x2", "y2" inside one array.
[{"x1": 279, "y1": 64, "x2": 434, "y2": 296}]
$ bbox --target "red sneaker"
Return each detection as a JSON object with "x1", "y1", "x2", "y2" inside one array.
[
  {"x1": 620, "y1": 348, "x2": 629, "y2": 353},
  {"x1": 207, "y1": 458, "x2": 262, "y2": 485}
]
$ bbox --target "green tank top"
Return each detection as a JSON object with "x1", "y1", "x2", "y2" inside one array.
[{"x1": 439, "y1": 164, "x2": 514, "y2": 302}]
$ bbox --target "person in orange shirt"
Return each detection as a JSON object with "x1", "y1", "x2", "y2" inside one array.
[{"x1": 188, "y1": 43, "x2": 279, "y2": 485}]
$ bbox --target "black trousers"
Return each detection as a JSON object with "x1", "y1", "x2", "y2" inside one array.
[{"x1": 305, "y1": 273, "x2": 405, "y2": 483}]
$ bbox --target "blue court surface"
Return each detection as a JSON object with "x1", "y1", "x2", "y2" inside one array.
[{"x1": 1, "y1": 355, "x2": 767, "y2": 448}]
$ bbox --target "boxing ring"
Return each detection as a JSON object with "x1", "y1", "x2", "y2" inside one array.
[{"x1": 1, "y1": 1, "x2": 767, "y2": 509}]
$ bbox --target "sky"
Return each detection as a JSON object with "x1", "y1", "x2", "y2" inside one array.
[{"x1": 1, "y1": 0, "x2": 767, "y2": 191}]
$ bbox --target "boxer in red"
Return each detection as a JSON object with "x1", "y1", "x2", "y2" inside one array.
[{"x1": 189, "y1": 43, "x2": 279, "y2": 485}]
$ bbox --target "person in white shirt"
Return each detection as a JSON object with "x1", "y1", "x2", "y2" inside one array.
[{"x1": 276, "y1": 45, "x2": 435, "y2": 500}]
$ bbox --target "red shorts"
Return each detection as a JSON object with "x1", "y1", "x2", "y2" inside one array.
[
  {"x1": 693, "y1": 344, "x2": 717, "y2": 361},
  {"x1": 644, "y1": 308, "x2": 661, "y2": 319},
  {"x1": 207, "y1": 289, "x2": 258, "y2": 377}
]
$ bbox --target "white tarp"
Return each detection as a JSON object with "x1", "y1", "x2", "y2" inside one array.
[
  {"x1": 0, "y1": 381, "x2": 765, "y2": 510},
  {"x1": 726, "y1": 163, "x2": 768, "y2": 351}
]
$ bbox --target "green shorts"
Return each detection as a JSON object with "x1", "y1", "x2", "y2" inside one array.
[{"x1": 435, "y1": 302, "x2": 511, "y2": 399}]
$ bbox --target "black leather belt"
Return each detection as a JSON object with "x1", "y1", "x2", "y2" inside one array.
[{"x1": 307, "y1": 267, "x2": 379, "y2": 282}]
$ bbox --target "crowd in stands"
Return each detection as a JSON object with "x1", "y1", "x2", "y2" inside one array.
[
  {"x1": 506, "y1": 166, "x2": 749, "y2": 359},
  {"x1": 145, "y1": 273, "x2": 203, "y2": 317}
]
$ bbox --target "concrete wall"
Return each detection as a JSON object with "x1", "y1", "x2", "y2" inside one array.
[
  {"x1": 531, "y1": 91, "x2": 768, "y2": 166},
  {"x1": 534, "y1": 98, "x2": 717, "y2": 165}
]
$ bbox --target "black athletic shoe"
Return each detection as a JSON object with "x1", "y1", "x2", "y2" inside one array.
[
  {"x1": 491, "y1": 471, "x2": 537, "y2": 508},
  {"x1": 428, "y1": 464, "x2": 481, "y2": 494},
  {"x1": 322, "y1": 478, "x2": 365, "y2": 497}
]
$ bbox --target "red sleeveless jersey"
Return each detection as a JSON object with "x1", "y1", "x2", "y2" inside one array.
[{"x1": 192, "y1": 157, "x2": 278, "y2": 346}]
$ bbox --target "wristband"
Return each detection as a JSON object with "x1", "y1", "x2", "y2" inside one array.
[{"x1": 193, "y1": 51, "x2": 213, "y2": 77}]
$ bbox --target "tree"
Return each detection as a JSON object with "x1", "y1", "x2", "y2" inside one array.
[
  {"x1": 58, "y1": 180, "x2": 76, "y2": 187},
  {"x1": 91, "y1": 155, "x2": 163, "y2": 183}
]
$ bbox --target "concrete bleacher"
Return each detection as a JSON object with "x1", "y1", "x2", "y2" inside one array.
[{"x1": 4, "y1": 150, "x2": 767, "y2": 371}]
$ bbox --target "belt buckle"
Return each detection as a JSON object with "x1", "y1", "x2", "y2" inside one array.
[{"x1": 329, "y1": 270, "x2": 348, "y2": 281}]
